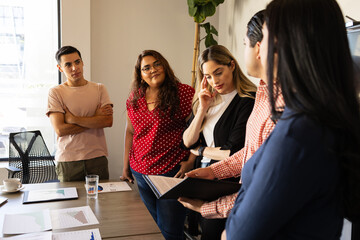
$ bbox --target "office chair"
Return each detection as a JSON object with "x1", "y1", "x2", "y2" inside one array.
[{"x1": 6, "y1": 130, "x2": 58, "y2": 184}]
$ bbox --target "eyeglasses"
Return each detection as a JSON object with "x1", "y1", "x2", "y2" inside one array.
[{"x1": 141, "y1": 61, "x2": 163, "y2": 74}]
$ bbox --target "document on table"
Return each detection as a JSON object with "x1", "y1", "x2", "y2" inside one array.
[
  {"x1": 50, "y1": 206, "x2": 99, "y2": 230},
  {"x1": 84, "y1": 182, "x2": 132, "y2": 193},
  {"x1": 2, "y1": 206, "x2": 99, "y2": 234},
  {"x1": 52, "y1": 228, "x2": 101, "y2": 240},
  {"x1": 0, "y1": 229, "x2": 102, "y2": 240},
  {"x1": 2, "y1": 209, "x2": 52, "y2": 234},
  {"x1": 23, "y1": 187, "x2": 78, "y2": 204}
]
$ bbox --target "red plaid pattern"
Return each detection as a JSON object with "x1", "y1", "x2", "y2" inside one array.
[{"x1": 201, "y1": 80, "x2": 285, "y2": 218}]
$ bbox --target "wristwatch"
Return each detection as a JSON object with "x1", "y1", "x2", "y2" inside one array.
[{"x1": 198, "y1": 146, "x2": 206, "y2": 157}]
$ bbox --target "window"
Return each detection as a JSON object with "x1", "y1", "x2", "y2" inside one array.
[{"x1": 0, "y1": 0, "x2": 59, "y2": 158}]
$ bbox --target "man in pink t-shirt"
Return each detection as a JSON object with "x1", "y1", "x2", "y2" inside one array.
[{"x1": 46, "y1": 46, "x2": 113, "y2": 182}]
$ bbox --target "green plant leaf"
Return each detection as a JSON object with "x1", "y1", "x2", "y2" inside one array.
[
  {"x1": 210, "y1": 25, "x2": 218, "y2": 36},
  {"x1": 195, "y1": 0, "x2": 211, "y2": 6},
  {"x1": 188, "y1": 0, "x2": 195, "y2": 8},
  {"x1": 194, "y1": 6, "x2": 207, "y2": 23},
  {"x1": 201, "y1": 2, "x2": 216, "y2": 17},
  {"x1": 212, "y1": 0, "x2": 225, "y2": 6},
  {"x1": 205, "y1": 34, "x2": 218, "y2": 48},
  {"x1": 194, "y1": 14, "x2": 206, "y2": 23},
  {"x1": 188, "y1": 6, "x2": 198, "y2": 17},
  {"x1": 200, "y1": 22, "x2": 211, "y2": 34}
]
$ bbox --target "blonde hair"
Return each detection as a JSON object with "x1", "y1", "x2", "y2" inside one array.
[{"x1": 192, "y1": 45, "x2": 257, "y2": 114}]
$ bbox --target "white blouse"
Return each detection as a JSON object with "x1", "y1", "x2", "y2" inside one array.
[{"x1": 201, "y1": 90, "x2": 237, "y2": 164}]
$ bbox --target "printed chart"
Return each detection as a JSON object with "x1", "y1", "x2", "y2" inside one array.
[
  {"x1": 50, "y1": 206, "x2": 99, "y2": 229},
  {"x1": 52, "y1": 228, "x2": 101, "y2": 240},
  {"x1": 23, "y1": 187, "x2": 78, "y2": 203},
  {"x1": 2, "y1": 209, "x2": 52, "y2": 234}
]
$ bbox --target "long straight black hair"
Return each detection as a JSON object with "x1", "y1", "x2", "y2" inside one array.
[{"x1": 265, "y1": 0, "x2": 360, "y2": 220}]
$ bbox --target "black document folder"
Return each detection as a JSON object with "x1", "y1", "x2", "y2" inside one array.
[{"x1": 143, "y1": 175, "x2": 241, "y2": 201}]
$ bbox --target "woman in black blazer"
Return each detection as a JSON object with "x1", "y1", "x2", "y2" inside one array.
[{"x1": 182, "y1": 45, "x2": 256, "y2": 240}]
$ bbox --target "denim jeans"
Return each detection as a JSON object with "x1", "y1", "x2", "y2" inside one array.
[{"x1": 131, "y1": 166, "x2": 186, "y2": 240}]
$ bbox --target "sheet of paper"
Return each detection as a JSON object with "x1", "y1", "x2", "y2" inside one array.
[
  {"x1": 84, "y1": 182, "x2": 132, "y2": 193},
  {"x1": 147, "y1": 175, "x2": 183, "y2": 195},
  {"x1": 2, "y1": 209, "x2": 52, "y2": 234},
  {"x1": 98, "y1": 182, "x2": 131, "y2": 192},
  {"x1": 0, "y1": 231, "x2": 52, "y2": 240},
  {"x1": 26, "y1": 188, "x2": 78, "y2": 202},
  {"x1": 50, "y1": 206, "x2": 99, "y2": 230},
  {"x1": 52, "y1": 228, "x2": 101, "y2": 240}
]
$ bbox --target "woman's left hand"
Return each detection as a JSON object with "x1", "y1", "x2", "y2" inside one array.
[
  {"x1": 178, "y1": 197, "x2": 205, "y2": 213},
  {"x1": 174, "y1": 160, "x2": 195, "y2": 178}
]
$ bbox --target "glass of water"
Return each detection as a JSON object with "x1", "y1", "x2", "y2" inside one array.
[{"x1": 85, "y1": 175, "x2": 99, "y2": 199}]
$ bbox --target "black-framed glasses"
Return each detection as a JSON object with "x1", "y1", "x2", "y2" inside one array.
[{"x1": 141, "y1": 61, "x2": 163, "y2": 74}]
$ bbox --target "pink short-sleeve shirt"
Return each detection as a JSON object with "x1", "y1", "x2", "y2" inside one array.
[{"x1": 46, "y1": 81, "x2": 113, "y2": 162}]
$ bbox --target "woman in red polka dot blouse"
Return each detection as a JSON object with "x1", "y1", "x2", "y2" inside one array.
[{"x1": 120, "y1": 50, "x2": 195, "y2": 240}]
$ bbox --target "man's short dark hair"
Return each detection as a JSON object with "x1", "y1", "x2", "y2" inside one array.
[{"x1": 55, "y1": 46, "x2": 82, "y2": 63}]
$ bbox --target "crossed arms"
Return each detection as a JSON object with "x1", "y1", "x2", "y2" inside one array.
[{"x1": 49, "y1": 104, "x2": 113, "y2": 137}]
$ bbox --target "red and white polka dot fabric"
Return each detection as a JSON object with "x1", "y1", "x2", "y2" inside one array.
[{"x1": 126, "y1": 83, "x2": 195, "y2": 175}]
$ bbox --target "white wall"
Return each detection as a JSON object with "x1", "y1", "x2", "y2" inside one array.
[
  {"x1": 61, "y1": 0, "x2": 91, "y2": 82},
  {"x1": 61, "y1": 0, "x2": 218, "y2": 179},
  {"x1": 218, "y1": 0, "x2": 360, "y2": 85},
  {"x1": 218, "y1": 0, "x2": 269, "y2": 85}
]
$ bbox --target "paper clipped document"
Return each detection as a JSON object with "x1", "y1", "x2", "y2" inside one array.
[
  {"x1": 143, "y1": 175, "x2": 242, "y2": 201},
  {"x1": 0, "y1": 231, "x2": 52, "y2": 239},
  {"x1": 23, "y1": 187, "x2": 78, "y2": 204},
  {"x1": 50, "y1": 206, "x2": 99, "y2": 230},
  {"x1": 84, "y1": 182, "x2": 131, "y2": 193},
  {"x1": 2, "y1": 209, "x2": 52, "y2": 234},
  {"x1": 52, "y1": 228, "x2": 101, "y2": 240}
]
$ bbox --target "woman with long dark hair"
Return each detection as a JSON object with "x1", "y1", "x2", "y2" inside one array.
[
  {"x1": 121, "y1": 50, "x2": 195, "y2": 240},
  {"x1": 225, "y1": 0, "x2": 360, "y2": 239}
]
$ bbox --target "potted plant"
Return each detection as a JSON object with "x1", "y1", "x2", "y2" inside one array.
[{"x1": 187, "y1": 0, "x2": 225, "y2": 87}]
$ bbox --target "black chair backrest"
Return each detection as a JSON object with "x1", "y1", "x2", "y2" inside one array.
[{"x1": 8, "y1": 130, "x2": 57, "y2": 183}]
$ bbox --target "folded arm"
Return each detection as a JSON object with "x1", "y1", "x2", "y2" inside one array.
[
  {"x1": 49, "y1": 112, "x2": 88, "y2": 137},
  {"x1": 64, "y1": 104, "x2": 113, "y2": 129},
  {"x1": 190, "y1": 146, "x2": 230, "y2": 161}
]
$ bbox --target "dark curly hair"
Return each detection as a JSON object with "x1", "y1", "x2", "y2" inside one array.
[{"x1": 129, "y1": 50, "x2": 180, "y2": 117}]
